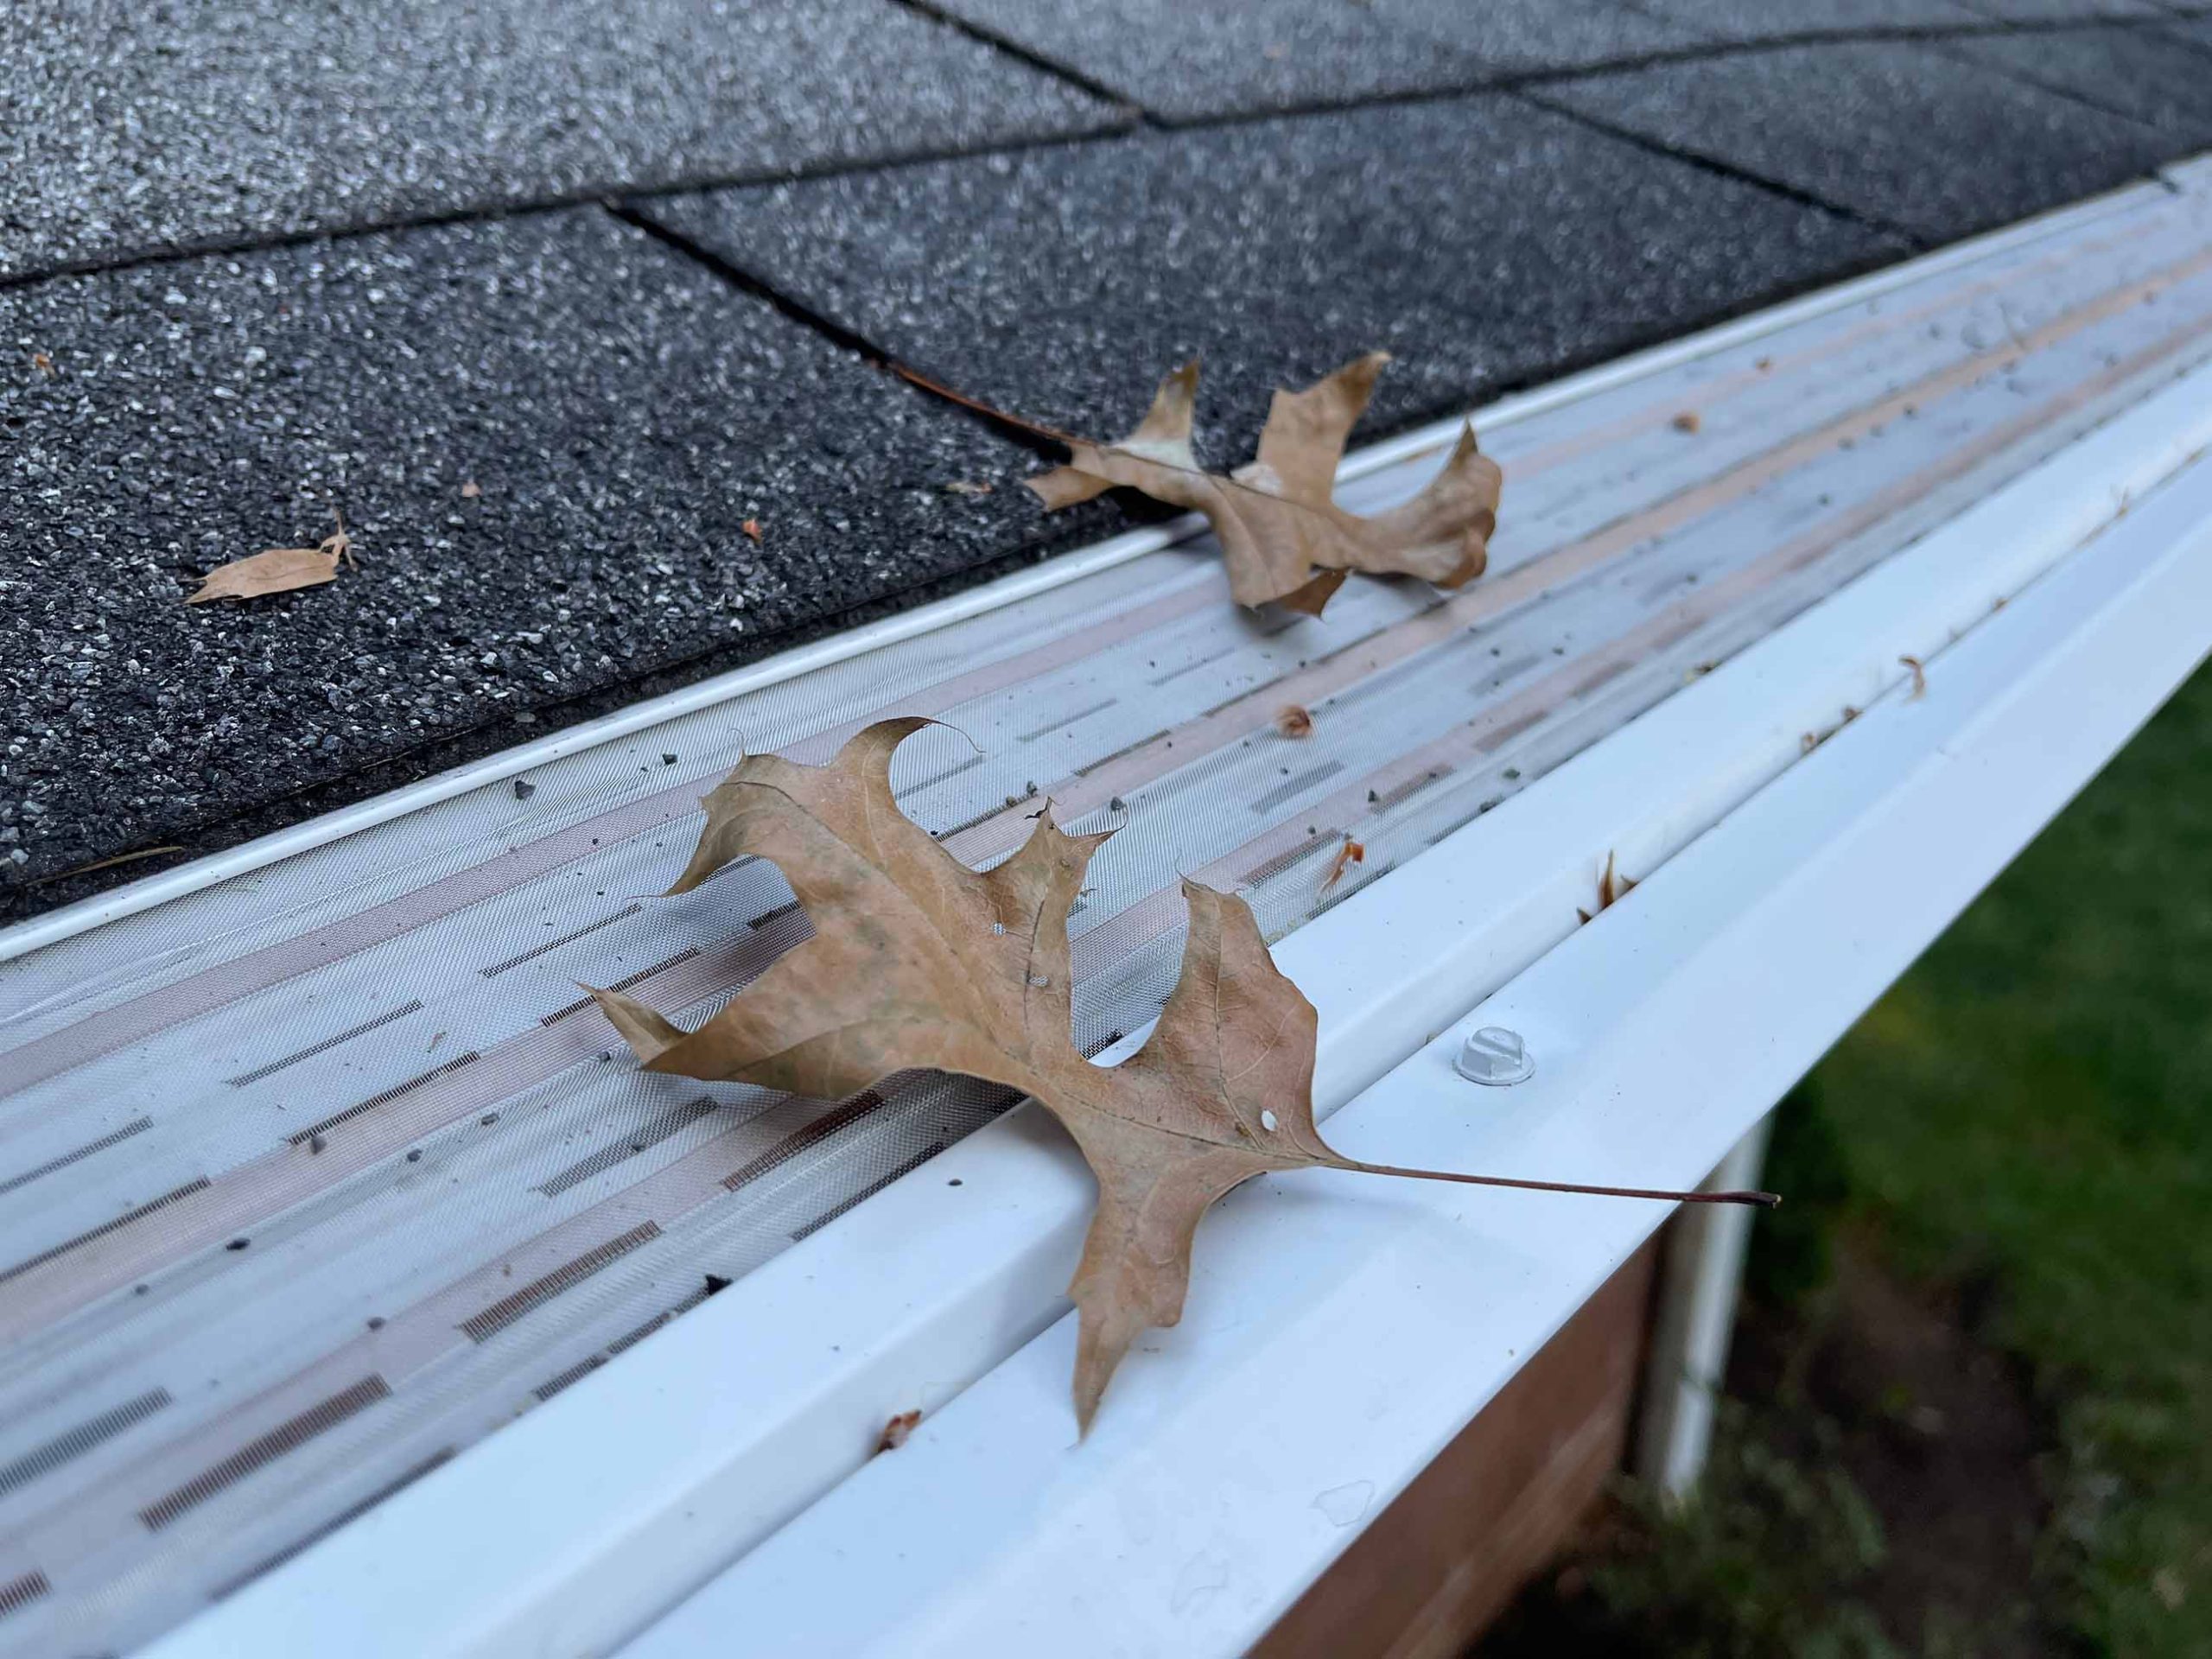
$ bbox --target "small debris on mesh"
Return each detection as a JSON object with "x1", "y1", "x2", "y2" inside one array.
[
  {"x1": 875, "y1": 1408, "x2": 923, "y2": 1453},
  {"x1": 1578, "y1": 850, "x2": 1637, "y2": 925},
  {"x1": 1671, "y1": 410, "x2": 1702, "y2": 434},
  {"x1": 1320, "y1": 836, "x2": 1364, "y2": 893},
  {"x1": 1276, "y1": 704, "x2": 1313, "y2": 739},
  {"x1": 1900, "y1": 654, "x2": 1927, "y2": 699},
  {"x1": 226, "y1": 1237, "x2": 250, "y2": 1252},
  {"x1": 512, "y1": 779, "x2": 536, "y2": 801},
  {"x1": 309, "y1": 1134, "x2": 327, "y2": 1154}
]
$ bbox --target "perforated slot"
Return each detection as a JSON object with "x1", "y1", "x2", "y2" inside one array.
[
  {"x1": 1017, "y1": 699, "x2": 1116, "y2": 741},
  {"x1": 536, "y1": 1100, "x2": 717, "y2": 1198},
  {"x1": 720, "y1": 1092, "x2": 885, "y2": 1192},
  {"x1": 532, "y1": 1281, "x2": 721, "y2": 1402},
  {"x1": 1240, "y1": 834, "x2": 1332, "y2": 887},
  {"x1": 0, "y1": 1179, "x2": 210, "y2": 1287},
  {"x1": 0, "y1": 1116, "x2": 151, "y2": 1198},
  {"x1": 139, "y1": 1376, "x2": 391, "y2": 1530},
  {"x1": 1370, "y1": 767, "x2": 1450, "y2": 811},
  {"x1": 479, "y1": 906, "x2": 644, "y2": 978},
  {"x1": 537, "y1": 950, "x2": 699, "y2": 1026},
  {"x1": 0, "y1": 1389, "x2": 172, "y2": 1500},
  {"x1": 1476, "y1": 709, "x2": 1547, "y2": 751},
  {"x1": 1252, "y1": 762, "x2": 1345, "y2": 815},
  {"x1": 286, "y1": 1053, "x2": 480, "y2": 1146},
  {"x1": 1073, "y1": 727, "x2": 1172, "y2": 775},
  {"x1": 530, "y1": 1353, "x2": 606, "y2": 1402},
  {"x1": 211, "y1": 1450, "x2": 454, "y2": 1598},
  {"x1": 607, "y1": 1281, "x2": 716, "y2": 1354},
  {"x1": 0, "y1": 1573, "x2": 48, "y2": 1622},
  {"x1": 790, "y1": 1143, "x2": 945, "y2": 1242},
  {"x1": 459, "y1": 1222, "x2": 664, "y2": 1344},
  {"x1": 227, "y1": 1001, "x2": 425, "y2": 1087},
  {"x1": 930, "y1": 800, "x2": 1011, "y2": 842}
]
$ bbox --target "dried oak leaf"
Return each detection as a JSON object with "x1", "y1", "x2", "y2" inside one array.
[
  {"x1": 1320, "y1": 836, "x2": 1364, "y2": 894},
  {"x1": 589, "y1": 720, "x2": 1770, "y2": 1429},
  {"x1": 1029, "y1": 354, "x2": 1500, "y2": 617},
  {"x1": 1577, "y1": 850, "x2": 1637, "y2": 925},
  {"x1": 187, "y1": 512, "x2": 353, "y2": 605}
]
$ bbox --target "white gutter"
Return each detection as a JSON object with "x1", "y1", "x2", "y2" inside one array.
[{"x1": 620, "y1": 424, "x2": 2212, "y2": 1659}]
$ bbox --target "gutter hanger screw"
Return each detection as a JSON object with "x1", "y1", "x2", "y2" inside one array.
[{"x1": 1455, "y1": 1025, "x2": 1534, "y2": 1086}]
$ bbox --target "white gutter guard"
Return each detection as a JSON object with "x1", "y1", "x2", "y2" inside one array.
[
  {"x1": 1, "y1": 157, "x2": 2206, "y2": 1658},
  {"x1": 632, "y1": 413, "x2": 2212, "y2": 1659}
]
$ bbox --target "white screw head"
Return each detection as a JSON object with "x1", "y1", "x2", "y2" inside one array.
[{"x1": 1454, "y1": 1026, "x2": 1534, "y2": 1086}]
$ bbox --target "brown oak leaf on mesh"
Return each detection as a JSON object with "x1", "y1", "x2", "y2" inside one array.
[
  {"x1": 589, "y1": 720, "x2": 1772, "y2": 1429},
  {"x1": 905, "y1": 352, "x2": 1502, "y2": 617}
]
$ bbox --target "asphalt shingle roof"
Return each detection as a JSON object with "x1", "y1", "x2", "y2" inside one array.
[
  {"x1": 1935, "y1": 24, "x2": 2212, "y2": 143},
  {"x1": 0, "y1": 210, "x2": 1083, "y2": 883},
  {"x1": 1627, "y1": 0, "x2": 1988, "y2": 39},
  {"x1": 5, "y1": 3, "x2": 2210, "y2": 916},
  {"x1": 1532, "y1": 38, "x2": 2182, "y2": 239},
  {"x1": 643, "y1": 96, "x2": 1901, "y2": 456},
  {"x1": 0, "y1": 0, "x2": 1127, "y2": 282},
  {"x1": 924, "y1": 0, "x2": 1705, "y2": 121}
]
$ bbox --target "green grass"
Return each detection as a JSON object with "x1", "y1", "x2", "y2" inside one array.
[{"x1": 1813, "y1": 658, "x2": 2212, "y2": 1653}]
